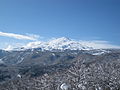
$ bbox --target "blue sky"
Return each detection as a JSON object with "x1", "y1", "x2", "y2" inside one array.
[{"x1": 0, "y1": 0, "x2": 120, "y2": 49}]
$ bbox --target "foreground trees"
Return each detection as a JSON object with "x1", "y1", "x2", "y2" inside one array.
[{"x1": 0, "y1": 52, "x2": 120, "y2": 90}]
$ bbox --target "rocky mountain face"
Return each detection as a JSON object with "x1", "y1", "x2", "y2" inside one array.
[{"x1": 0, "y1": 48, "x2": 120, "y2": 90}]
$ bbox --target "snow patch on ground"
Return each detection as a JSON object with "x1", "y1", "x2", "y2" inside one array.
[{"x1": 0, "y1": 59, "x2": 4, "y2": 63}]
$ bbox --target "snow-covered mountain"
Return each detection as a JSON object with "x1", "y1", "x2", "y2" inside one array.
[
  {"x1": 4, "y1": 37, "x2": 93, "y2": 51},
  {"x1": 24, "y1": 37, "x2": 92, "y2": 51},
  {"x1": 3, "y1": 37, "x2": 120, "y2": 51}
]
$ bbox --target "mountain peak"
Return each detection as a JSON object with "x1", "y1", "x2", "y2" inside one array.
[
  {"x1": 49, "y1": 37, "x2": 71, "y2": 44},
  {"x1": 57, "y1": 37, "x2": 71, "y2": 41}
]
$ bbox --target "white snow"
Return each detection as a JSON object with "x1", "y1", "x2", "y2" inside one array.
[
  {"x1": 17, "y1": 74, "x2": 22, "y2": 78},
  {"x1": 60, "y1": 83, "x2": 70, "y2": 90},
  {"x1": 92, "y1": 52, "x2": 105, "y2": 55},
  {"x1": 52, "y1": 53, "x2": 55, "y2": 56},
  {"x1": 17, "y1": 57, "x2": 24, "y2": 64},
  {"x1": 78, "y1": 84, "x2": 86, "y2": 90},
  {"x1": 3, "y1": 37, "x2": 120, "y2": 51},
  {"x1": 0, "y1": 59, "x2": 4, "y2": 63},
  {"x1": 92, "y1": 49, "x2": 110, "y2": 55},
  {"x1": 23, "y1": 37, "x2": 92, "y2": 51}
]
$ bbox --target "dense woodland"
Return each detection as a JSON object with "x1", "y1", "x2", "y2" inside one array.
[{"x1": 0, "y1": 49, "x2": 120, "y2": 90}]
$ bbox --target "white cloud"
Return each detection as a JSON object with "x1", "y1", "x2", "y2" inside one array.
[
  {"x1": 0, "y1": 31, "x2": 39, "y2": 40},
  {"x1": 4, "y1": 45, "x2": 14, "y2": 51},
  {"x1": 25, "y1": 33, "x2": 44, "y2": 40},
  {"x1": 3, "y1": 43, "x2": 25, "y2": 51},
  {"x1": 79, "y1": 40, "x2": 120, "y2": 49}
]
